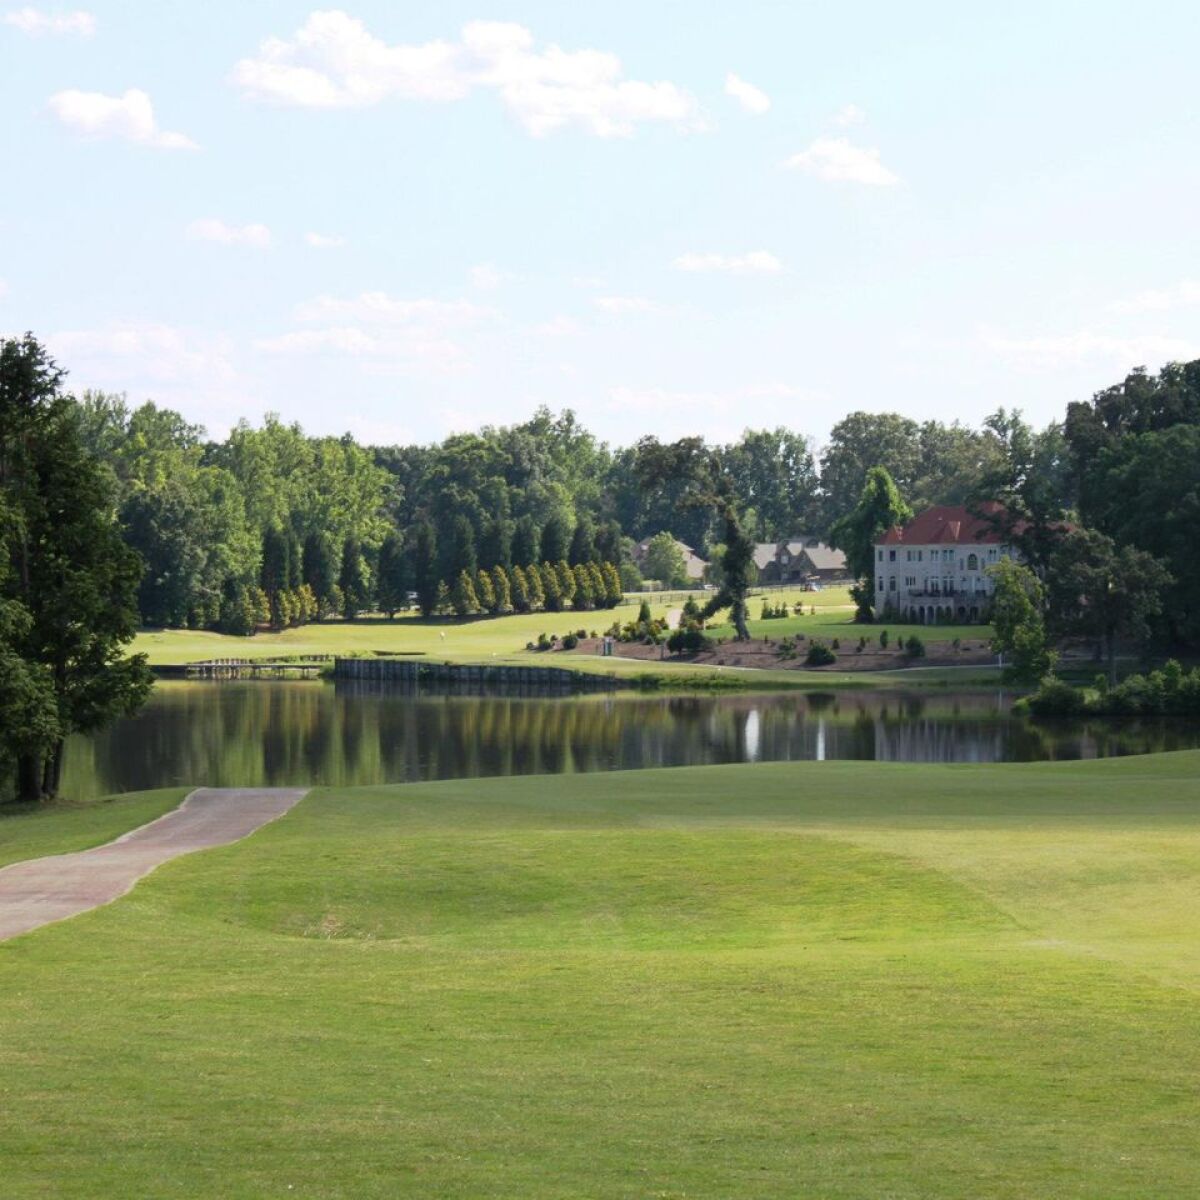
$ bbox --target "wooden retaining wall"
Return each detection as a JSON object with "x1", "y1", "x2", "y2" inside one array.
[{"x1": 334, "y1": 657, "x2": 622, "y2": 690}]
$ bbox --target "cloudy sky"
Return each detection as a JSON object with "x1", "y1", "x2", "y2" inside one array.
[{"x1": 3, "y1": 1, "x2": 1199, "y2": 447}]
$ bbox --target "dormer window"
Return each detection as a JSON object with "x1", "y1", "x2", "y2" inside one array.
[{"x1": 967, "y1": 553, "x2": 979, "y2": 571}]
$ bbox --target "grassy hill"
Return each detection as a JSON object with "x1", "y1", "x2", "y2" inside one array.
[{"x1": 3, "y1": 754, "x2": 1199, "y2": 1196}]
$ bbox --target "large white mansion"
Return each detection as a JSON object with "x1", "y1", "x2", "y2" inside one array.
[{"x1": 874, "y1": 503, "x2": 1017, "y2": 624}]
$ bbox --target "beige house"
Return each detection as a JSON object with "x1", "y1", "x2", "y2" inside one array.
[
  {"x1": 754, "y1": 537, "x2": 848, "y2": 585},
  {"x1": 874, "y1": 503, "x2": 1017, "y2": 624}
]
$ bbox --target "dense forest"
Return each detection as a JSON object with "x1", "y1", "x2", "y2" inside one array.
[{"x1": 11, "y1": 333, "x2": 1200, "y2": 655}]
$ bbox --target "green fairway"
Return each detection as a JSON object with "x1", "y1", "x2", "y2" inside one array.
[{"x1": 3, "y1": 755, "x2": 1200, "y2": 1197}]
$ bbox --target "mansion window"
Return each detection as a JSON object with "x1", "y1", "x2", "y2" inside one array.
[{"x1": 967, "y1": 553, "x2": 979, "y2": 570}]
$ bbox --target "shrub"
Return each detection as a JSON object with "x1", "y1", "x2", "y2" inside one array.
[
  {"x1": 832, "y1": 638, "x2": 840, "y2": 650},
  {"x1": 1025, "y1": 676, "x2": 1088, "y2": 717},
  {"x1": 805, "y1": 642, "x2": 836, "y2": 667},
  {"x1": 905, "y1": 635, "x2": 926, "y2": 658},
  {"x1": 666, "y1": 626, "x2": 710, "y2": 654},
  {"x1": 562, "y1": 632, "x2": 579, "y2": 650},
  {"x1": 879, "y1": 630, "x2": 889, "y2": 649}
]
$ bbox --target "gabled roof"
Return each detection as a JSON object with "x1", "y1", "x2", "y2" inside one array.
[
  {"x1": 797, "y1": 543, "x2": 847, "y2": 570},
  {"x1": 878, "y1": 502, "x2": 1012, "y2": 547},
  {"x1": 753, "y1": 543, "x2": 778, "y2": 570}
]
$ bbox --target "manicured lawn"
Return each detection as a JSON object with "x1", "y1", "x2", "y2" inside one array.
[
  {"x1": 3, "y1": 755, "x2": 1200, "y2": 1196},
  {"x1": 133, "y1": 601, "x2": 662, "y2": 666},
  {"x1": 0, "y1": 788, "x2": 188, "y2": 870}
]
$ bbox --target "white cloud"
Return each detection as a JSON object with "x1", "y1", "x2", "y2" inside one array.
[
  {"x1": 232, "y1": 12, "x2": 701, "y2": 138},
  {"x1": 48, "y1": 88, "x2": 196, "y2": 149},
  {"x1": 673, "y1": 250, "x2": 783, "y2": 275},
  {"x1": 533, "y1": 315, "x2": 581, "y2": 336},
  {"x1": 304, "y1": 230, "x2": 345, "y2": 248},
  {"x1": 832, "y1": 103, "x2": 865, "y2": 127},
  {"x1": 258, "y1": 289, "x2": 495, "y2": 374},
  {"x1": 293, "y1": 291, "x2": 492, "y2": 325},
  {"x1": 724, "y1": 72, "x2": 770, "y2": 114},
  {"x1": 47, "y1": 323, "x2": 234, "y2": 383},
  {"x1": 1109, "y1": 279, "x2": 1200, "y2": 314},
  {"x1": 980, "y1": 326, "x2": 1200, "y2": 371},
  {"x1": 594, "y1": 295, "x2": 659, "y2": 313},
  {"x1": 3, "y1": 7, "x2": 94, "y2": 35},
  {"x1": 186, "y1": 219, "x2": 272, "y2": 248},
  {"x1": 787, "y1": 136, "x2": 898, "y2": 186},
  {"x1": 470, "y1": 263, "x2": 502, "y2": 291},
  {"x1": 255, "y1": 326, "x2": 468, "y2": 372}
]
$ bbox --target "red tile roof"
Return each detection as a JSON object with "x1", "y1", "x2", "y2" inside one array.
[{"x1": 878, "y1": 502, "x2": 1012, "y2": 546}]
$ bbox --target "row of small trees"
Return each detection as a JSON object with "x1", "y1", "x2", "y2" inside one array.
[{"x1": 444, "y1": 561, "x2": 623, "y2": 617}]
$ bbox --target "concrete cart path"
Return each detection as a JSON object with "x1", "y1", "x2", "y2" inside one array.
[{"x1": 0, "y1": 788, "x2": 308, "y2": 942}]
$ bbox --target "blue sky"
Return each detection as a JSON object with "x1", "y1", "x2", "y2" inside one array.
[{"x1": 3, "y1": 1, "x2": 1199, "y2": 448}]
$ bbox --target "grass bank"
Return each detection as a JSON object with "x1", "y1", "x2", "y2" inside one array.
[
  {"x1": 0, "y1": 788, "x2": 188, "y2": 870},
  {"x1": 3, "y1": 755, "x2": 1199, "y2": 1196},
  {"x1": 133, "y1": 585, "x2": 995, "y2": 690}
]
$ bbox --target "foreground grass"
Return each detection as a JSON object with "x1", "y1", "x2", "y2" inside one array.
[
  {"x1": 3, "y1": 755, "x2": 1200, "y2": 1196},
  {"x1": 0, "y1": 788, "x2": 187, "y2": 871}
]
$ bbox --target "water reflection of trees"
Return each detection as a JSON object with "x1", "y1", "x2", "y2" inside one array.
[{"x1": 58, "y1": 681, "x2": 1200, "y2": 798}]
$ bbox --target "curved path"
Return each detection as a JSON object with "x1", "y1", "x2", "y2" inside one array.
[{"x1": 0, "y1": 788, "x2": 307, "y2": 942}]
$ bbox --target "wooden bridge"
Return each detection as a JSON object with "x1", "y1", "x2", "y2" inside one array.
[{"x1": 156, "y1": 656, "x2": 335, "y2": 679}]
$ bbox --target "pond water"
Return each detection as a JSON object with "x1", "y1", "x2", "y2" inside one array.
[{"x1": 58, "y1": 680, "x2": 1200, "y2": 799}]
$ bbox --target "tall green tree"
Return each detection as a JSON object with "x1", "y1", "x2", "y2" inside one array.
[
  {"x1": 819, "y1": 413, "x2": 920, "y2": 531},
  {"x1": 376, "y1": 532, "x2": 409, "y2": 619},
  {"x1": 302, "y1": 532, "x2": 337, "y2": 613},
  {"x1": 0, "y1": 335, "x2": 153, "y2": 801},
  {"x1": 569, "y1": 518, "x2": 596, "y2": 565},
  {"x1": 479, "y1": 516, "x2": 512, "y2": 571},
  {"x1": 540, "y1": 512, "x2": 571, "y2": 564},
  {"x1": 642, "y1": 533, "x2": 688, "y2": 589},
  {"x1": 987, "y1": 558, "x2": 1055, "y2": 683},
  {"x1": 338, "y1": 536, "x2": 369, "y2": 620},
  {"x1": 1046, "y1": 529, "x2": 1172, "y2": 684},
  {"x1": 512, "y1": 514, "x2": 540, "y2": 567},
  {"x1": 412, "y1": 521, "x2": 439, "y2": 617},
  {"x1": 829, "y1": 466, "x2": 912, "y2": 622}
]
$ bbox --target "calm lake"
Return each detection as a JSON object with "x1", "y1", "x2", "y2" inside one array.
[{"x1": 59, "y1": 680, "x2": 1200, "y2": 799}]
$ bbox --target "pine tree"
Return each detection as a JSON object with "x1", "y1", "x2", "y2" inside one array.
[
  {"x1": 376, "y1": 531, "x2": 409, "y2": 618},
  {"x1": 475, "y1": 567, "x2": 496, "y2": 613},
  {"x1": 601, "y1": 561, "x2": 623, "y2": 608},
  {"x1": 302, "y1": 531, "x2": 336, "y2": 612},
  {"x1": 339, "y1": 536, "x2": 368, "y2": 620},
  {"x1": 573, "y1": 563, "x2": 594, "y2": 610},
  {"x1": 526, "y1": 562, "x2": 545, "y2": 610},
  {"x1": 569, "y1": 518, "x2": 596, "y2": 566},
  {"x1": 479, "y1": 517, "x2": 513, "y2": 571},
  {"x1": 512, "y1": 514, "x2": 541, "y2": 567},
  {"x1": 541, "y1": 561, "x2": 562, "y2": 611},
  {"x1": 556, "y1": 560, "x2": 576, "y2": 609},
  {"x1": 445, "y1": 514, "x2": 477, "y2": 581},
  {"x1": 491, "y1": 564, "x2": 512, "y2": 613},
  {"x1": 541, "y1": 513, "x2": 571, "y2": 563},
  {"x1": 587, "y1": 562, "x2": 605, "y2": 607},
  {"x1": 434, "y1": 580, "x2": 451, "y2": 615},
  {"x1": 511, "y1": 564, "x2": 531, "y2": 612},
  {"x1": 452, "y1": 569, "x2": 479, "y2": 616},
  {"x1": 412, "y1": 520, "x2": 439, "y2": 617}
]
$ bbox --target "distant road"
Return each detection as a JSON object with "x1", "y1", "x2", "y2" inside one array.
[{"x1": 0, "y1": 788, "x2": 307, "y2": 941}]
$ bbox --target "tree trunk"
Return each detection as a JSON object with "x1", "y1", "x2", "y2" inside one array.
[
  {"x1": 16, "y1": 753, "x2": 44, "y2": 803},
  {"x1": 41, "y1": 740, "x2": 65, "y2": 800},
  {"x1": 731, "y1": 597, "x2": 750, "y2": 641}
]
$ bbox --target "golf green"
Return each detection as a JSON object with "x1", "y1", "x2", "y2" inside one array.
[{"x1": 3, "y1": 754, "x2": 1198, "y2": 1197}]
